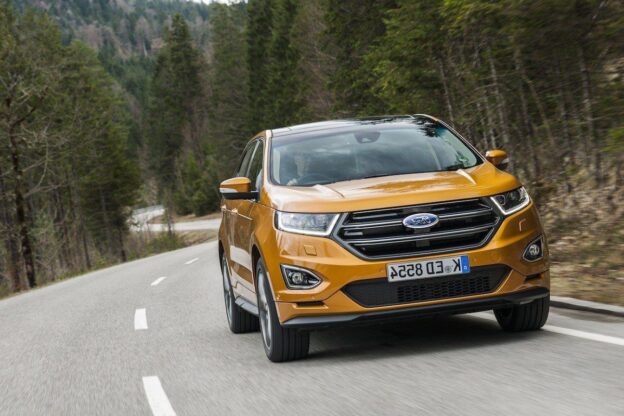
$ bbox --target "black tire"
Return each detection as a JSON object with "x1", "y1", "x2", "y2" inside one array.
[
  {"x1": 494, "y1": 295, "x2": 550, "y2": 331},
  {"x1": 221, "y1": 256, "x2": 259, "y2": 334},
  {"x1": 256, "y1": 259, "x2": 309, "y2": 362}
]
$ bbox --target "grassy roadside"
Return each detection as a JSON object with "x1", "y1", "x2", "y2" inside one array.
[
  {"x1": 542, "y1": 185, "x2": 624, "y2": 306},
  {"x1": 0, "y1": 229, "x2": 218, "y2": 301}
]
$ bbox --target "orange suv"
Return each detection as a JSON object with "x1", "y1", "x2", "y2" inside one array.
[{"x1": 218, "y1": 115, "x2": 549, "y2": 362}]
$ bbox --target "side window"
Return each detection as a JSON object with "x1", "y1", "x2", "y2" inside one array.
[
  {"x1": 247, "y1": 140, "x2": 264, "y2": 192},
  {"x1": 236, "y1": 141, "x2": 257, "y2": 177}
]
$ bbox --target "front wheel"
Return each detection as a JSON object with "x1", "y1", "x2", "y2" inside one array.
[
  {"x1": 256, "y1": 259, "x2": 309, "y2": 362},
  {"x1": 494, "y1": 295, "x2": 550, "y2": 331}
]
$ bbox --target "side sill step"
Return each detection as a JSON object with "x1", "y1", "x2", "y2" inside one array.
[{"x1": 235, "y1": 296, "x2": 259, "y2": 316}]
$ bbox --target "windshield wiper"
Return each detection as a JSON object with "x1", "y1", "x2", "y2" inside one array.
[
  {"x1": 443, "y1": 163, "x2": 466, "y2": 171},
  {"x1": 361, "y1": 173, "x2": 396, "y2": 180}
]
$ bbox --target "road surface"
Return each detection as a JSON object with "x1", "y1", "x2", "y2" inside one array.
[
  {"x1": 1, "y1": 241, "x2": 623, "y2": 415},
  {"x1": 131, "y1": 206, "x2": 221, "y2": 233}
]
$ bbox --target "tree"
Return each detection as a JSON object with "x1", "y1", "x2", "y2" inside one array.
[
  {"x1": 246, "y1": 0, "x2": 274, "y2": 133},
  {"x1": 146, "y1": 14, "x2": 206, "y2": 194},
  {"x1": 290, "y1": 0, "x2": 336, "y2": 121},
  {"x1": 325, "y1": 0, "x2": 395, "y2": 116},
  {"x1": 1, "y1": 4, "x2": 141, "y2": 292},
  {"x1": 266, "y1": 0, "x2": 301, "y2": 126},
  {"x1": 0, "y1": 6, "x2": 66, "y2": 288},
  {"x1": 208, "y1": 3, "x2": 249, "y2": 176}
]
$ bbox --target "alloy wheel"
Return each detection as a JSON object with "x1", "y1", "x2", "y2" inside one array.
[
  {"x1": 222, "y1": 258, "x2": 233, "y2": 324},
  {"x1": 258, "y1": 270, "x2": 272, "y2": 350}
]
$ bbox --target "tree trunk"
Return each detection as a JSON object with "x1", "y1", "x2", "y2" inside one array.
[
  {"x1": 0, "y1": 167, "x2": 22, "y2": 292},
  {"x1": 578, "y1": 45, "x2": 602, "y2": 185},
  {"x1": 488, "y1": 51, "x2": 512, "y2": 151},
  {"x1": 482, "y1": 96, "x2": 498, "y2": 150},
  {"x1": 8, "y1": 129, "x2": 37, "y2": 288},
  {"x1": 98, "y1": 188, "x2": 114, "y2": 257},
  {"x1": 436, "y1": 57, "x2": 455, "y2": 125},
  {"x1": 117, "y1": 227, "x2": 127, "y2": 262},
  {"x1": 513, "y1": 48, "x2": 556, "y2": 150}
]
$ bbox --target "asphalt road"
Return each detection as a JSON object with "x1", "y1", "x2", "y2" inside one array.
[
  {"x1": 1, "y1": 241, "x2": 623, "y2": 416},
  {"x1": 130, "y1": 205, "x2": 221, "y2": 233}
]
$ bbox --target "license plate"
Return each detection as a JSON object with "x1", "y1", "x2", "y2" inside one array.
[{"x1": 387, "y1": 255, "x2": 470, "y2": 282}]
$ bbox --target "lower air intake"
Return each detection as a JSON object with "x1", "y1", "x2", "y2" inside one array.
[{"x1": 342, "y1": 265, "x2": 509, "y2": 307}]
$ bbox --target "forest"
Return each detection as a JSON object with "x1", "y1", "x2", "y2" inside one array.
[{"x1": 1, "y1": 0, "x2": 623, "y2": 301}]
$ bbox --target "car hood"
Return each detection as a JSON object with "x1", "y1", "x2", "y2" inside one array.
[{"x1": 264, "y1": 162, "x2": 521, "y2": 213}]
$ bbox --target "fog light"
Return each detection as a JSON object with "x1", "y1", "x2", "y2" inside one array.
[
  {"x1": 523, "y1": 237, "x2": 544, "y2": 262},
  {"x1": 281, "y1": 265, "x2": 322, "y2": 289}
]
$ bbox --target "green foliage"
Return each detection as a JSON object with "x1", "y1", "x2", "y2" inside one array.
[
  {"x1": 0, "y1": 3, "x2": 141, "y2": 290},
  {"x1": 266, "y1": 0, "x2": 302, "y2": 126},
  {"x1": 246, "y1": 0, "x2": 274, "y2": 133},
  {"x1": 146, "y1": 14, "x2": 205, "y2": 192},
  {"x1": 135, "y1": 233, "x2": 186, "y2": 259},
  {"x1": 173, "y1": 151, "x2": 221, "y2": 216},
  {"x1": 207, "y1": 3, "x2": 249, "y2": 177},
  {"x1": 325, "y1": 0, "x2": 395, "y2": 116},
  {"x1": 365, "y1": 0, "x2": 444, "y2": 114}
]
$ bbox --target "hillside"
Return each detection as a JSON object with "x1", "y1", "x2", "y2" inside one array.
[
  {"x1": 13, "y1": 0, "x2": 213, "y2": 56},
  {"x1": 12, "y1": 0, "x2": 217, "y2": 147}
]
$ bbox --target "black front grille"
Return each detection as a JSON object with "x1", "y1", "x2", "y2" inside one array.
[
  {"x1": 342, "y1": 265, "x2": 509, "y2": 307},
  {"x1": 333, "y1": 198, "x2": 501, "y2": 260}
]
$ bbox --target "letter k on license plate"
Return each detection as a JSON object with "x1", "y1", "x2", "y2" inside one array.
[{"x1": 387, "y1": 255, "x2": 470, "y2": 282}]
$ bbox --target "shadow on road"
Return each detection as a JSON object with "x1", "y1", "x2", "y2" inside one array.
[{"x1": 307, "y1": 314, "x2": 546, "y2": 362}]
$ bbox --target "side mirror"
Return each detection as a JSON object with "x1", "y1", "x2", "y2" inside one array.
[
  {"x1": 485, "y1": 149, "x2": 509, "y2": 170},
  {"x1": 219, "y1": 177, "x2": 259, "y2": 200}
]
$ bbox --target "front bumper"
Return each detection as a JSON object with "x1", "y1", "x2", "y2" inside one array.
[
  {"x1": 259, "y1": 203, "x2": 549, "y2": 325},
  {"x1": 282, "y1": 287, "x2": 549, "y2": 329}
]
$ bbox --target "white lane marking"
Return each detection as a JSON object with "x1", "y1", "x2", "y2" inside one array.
[
  {"x1": 143, "y1": 376, "x2": 177, "y2": 416},
  {"x1": 184, "y1": 257, "x2": 199, "y2": 265},
  {"x1": 151, "y1": 276, "x2": 167, "y2": 286},
  {"x1": 472, "y1": 312, "x2": 624, "y2": 347},
  {"x1": 134, "y1": 308, "x2": 148, "y2": 330},
  {"x1": 542, "y1": 325, "x2": 624, "y2": 347}
]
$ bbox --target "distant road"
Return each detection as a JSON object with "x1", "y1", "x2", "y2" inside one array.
[
  {"x1": 131, "y1": 205, "x2": 221, "y2": 232},
  {"x1": 1, "y1": 241, "x2": 623, "y2": 415}
]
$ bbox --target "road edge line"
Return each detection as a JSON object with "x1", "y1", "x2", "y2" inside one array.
[{"x1": 551, "y1": 296, "x2": 624, "y2": 318}]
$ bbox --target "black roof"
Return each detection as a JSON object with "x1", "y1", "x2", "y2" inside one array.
[{"x1": 270, "y1": 115, "x2": 438, "y2": 138}]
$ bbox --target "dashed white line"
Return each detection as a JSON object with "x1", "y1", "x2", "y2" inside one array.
[
  {"x1": 134, "y1": 308, "x2": 148, "y2": 330},
  {"x1": 184, "y1": 257, "x2": 199, "y2": 265},
  {"x1": 143, "y1": 376, "x2": 177, "y2": 416},
  {"x1": 472, "y1": 312, "x2": 624, "y2": 347},
  {"x1": 151, "y1": 276, "x2": 167, "y2": 286}
]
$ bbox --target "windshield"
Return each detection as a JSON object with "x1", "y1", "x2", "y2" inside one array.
[{"x1": 270, "y1": 122, "x2": 481, "y2": 186}]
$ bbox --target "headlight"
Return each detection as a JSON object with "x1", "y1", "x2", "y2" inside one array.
[
  {"x1": 490, "y1": 187, "x2": 530, "y2": 215},
  {"x1": 275, "y1": 212, "x2": 339, "y2": 236}
]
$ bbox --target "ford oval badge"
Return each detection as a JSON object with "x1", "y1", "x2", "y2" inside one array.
[{"x1": 403, "y1": 213, "x2": 439, "y2": 229}]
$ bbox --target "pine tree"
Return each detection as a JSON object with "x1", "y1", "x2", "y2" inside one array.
[
  {"x1": 325, "y1": 0, "x2": 395, "y2": 116},
  {"x1": 246, "y1": 0, "x2": 274, "y2": 133},
  {"x1": 146, "y1": 14, "x2": 205, "y2": 194},
  {"x1": 266, "y1": 0, "x2": 301, "y2": 126},
  {"x1": 208, "y1": 3, "x2": 249, "y2": 176}
]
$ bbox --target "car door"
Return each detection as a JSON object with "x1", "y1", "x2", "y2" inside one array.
[
  {"x1": 230, "y1": 139, "x2": 264, "y2": 291},
  {"x1": 223, "y1": 140, "x2": 257, "y2": 285}
]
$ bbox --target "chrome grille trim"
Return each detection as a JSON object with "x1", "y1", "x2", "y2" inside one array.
[{"x1": 332, "y1": 198, "x2": 502, "y2": 260}]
